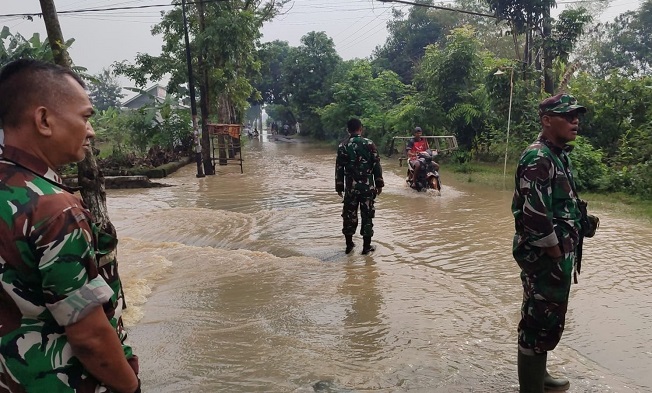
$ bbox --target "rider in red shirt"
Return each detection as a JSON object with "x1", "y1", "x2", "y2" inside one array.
[{"x1": 406, "y1": 127, "x2": 430, "y2": 182}]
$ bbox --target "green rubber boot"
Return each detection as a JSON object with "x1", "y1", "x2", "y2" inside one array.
[
  {"x1": 361, "y1": 236, "x2": 375, "y2": 255},
  {"x1": 345, "y1": 235, "x2": 355, "y2": 254},
  {"x1": 518, "y1": 350, "x2": 546, "y2": 393},
  {"x1": 544, "y1": 370, "x2": 570, "y2": 391}
]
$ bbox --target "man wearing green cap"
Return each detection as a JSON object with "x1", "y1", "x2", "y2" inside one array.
[{"x1": 511, "y1": 93, "x2": 587, "y2": 392}]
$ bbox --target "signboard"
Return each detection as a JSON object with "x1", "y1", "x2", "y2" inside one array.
[{"x1": 208, "y1": 124, "x2": 241, "y2": 139}]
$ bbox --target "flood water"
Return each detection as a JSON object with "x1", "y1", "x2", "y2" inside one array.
[{"x1": 109, "y1": 132, "x2": 652, "y2": 392}]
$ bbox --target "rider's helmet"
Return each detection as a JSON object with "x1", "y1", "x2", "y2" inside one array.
[{"x1": 413, "y1": 127, "x2": 423, "y2": 134}]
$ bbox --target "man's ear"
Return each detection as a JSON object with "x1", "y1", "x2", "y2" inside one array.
[
  {"x1": 540, "y1": 114, "x2": 551, "y2": 128},
  {"x1": 34, "y1": 106, "x2": 53, "y2": 137}
]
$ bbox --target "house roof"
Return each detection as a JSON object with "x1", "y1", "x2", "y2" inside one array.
[{"x1": 121, "y1": 84, "x2": 167, "y2": 108}]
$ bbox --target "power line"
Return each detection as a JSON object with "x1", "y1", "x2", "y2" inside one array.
[
  {"x1": 373, "y1": 0, "x2": 497, "y2": 18},
  {"x1": 0, "y1": 0, "x2": 225, "y2": 19}
]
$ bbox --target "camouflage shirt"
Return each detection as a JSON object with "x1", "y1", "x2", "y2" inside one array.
[
  {"x1": 512, "y1": 136, "x2": 582, "y2": 254},
  {"x1": 336, "y1": 134, "x2": 384, "y2": 194},
  {"x1": 0, "y1": 145, "x2": 136, "y2": 393}
]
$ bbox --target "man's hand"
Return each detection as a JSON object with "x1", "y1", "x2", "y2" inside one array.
[
  {"x1": 376, "y1": 187, "x2": 382, "y2": 195},
  {"x1": 66, "y1": 306, "x2": 139, "y2": 393},
  {"x1": 338, "y1": 191, "x2": 343, "y2": 198}
]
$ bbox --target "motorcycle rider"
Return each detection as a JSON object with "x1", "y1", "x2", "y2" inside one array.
[{"x1": 406, "y1": 127, "x2": 430, "y2": 185}]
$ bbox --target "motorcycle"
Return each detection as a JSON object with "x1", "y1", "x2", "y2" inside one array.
[{"x1": 406, "y1": 150, "x2": 441, "y2": 192}]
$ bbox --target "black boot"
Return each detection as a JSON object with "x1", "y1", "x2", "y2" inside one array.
[
  {"x1": 361, "y1": 236, "x2": 375, "y2": 255},
  {"x1": 518, "y1": 350, "x2": 547, "y2": 393},
  {"x1": 345, "y1": 235, "x2": 355, "y2": 254},
  {"x1": 544, "y1": 370, "x2": 570, "y2": 391}
]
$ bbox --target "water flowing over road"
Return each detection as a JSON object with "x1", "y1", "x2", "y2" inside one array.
[{"x1": 110, "y1": 133, "x2": 652, "y2": 392}]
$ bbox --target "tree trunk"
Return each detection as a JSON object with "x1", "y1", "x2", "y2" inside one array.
[
  {"x1": 39, "y1": 0, "x2": 72, "y2": 67},
  {"x1": 39, "y1": 0, "x2": 115, "y2": 235},
  {"x1": 197, "y1": 1, "x2": 215, "y2": 175}
]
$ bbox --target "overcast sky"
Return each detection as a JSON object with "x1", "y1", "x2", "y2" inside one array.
[{"x1": 1, "y1": 0, "x2": 644, "y2": 89}]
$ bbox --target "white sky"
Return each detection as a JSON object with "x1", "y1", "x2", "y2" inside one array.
[{"x1": 1, "y1": 0, "x2": 644, "y2": 88}]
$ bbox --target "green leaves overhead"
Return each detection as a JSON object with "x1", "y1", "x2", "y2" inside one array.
[{"x1": 114, "y1": 0, "x2": 287, "y2": 122}]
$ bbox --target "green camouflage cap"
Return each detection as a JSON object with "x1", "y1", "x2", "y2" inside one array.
[{"x1": 539, "y1": 93, "x2": 587, "y2": 115}]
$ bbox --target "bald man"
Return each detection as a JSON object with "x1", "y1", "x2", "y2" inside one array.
[{"x1": 0, "y1": 59, "x2": 140, "y2": 393}]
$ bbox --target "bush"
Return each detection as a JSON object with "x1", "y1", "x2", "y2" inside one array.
[
  {"x1": 569, "y1": 136, "x2": 608, "y2": 192},
  {"x1": 610, "y1": 162, "x2": 652, "y2": 199}
]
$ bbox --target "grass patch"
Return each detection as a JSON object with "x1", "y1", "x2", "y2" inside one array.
[
  {"x1": 581, "y1": 192, "x2": 652, "y2": 221},
  {"x1": 449, "y1": 161, "x2": 510, "y2": 186},
  {"x1": 94, "y1": 141, "x2": 114, "y2": 159},
  {"x1": 451, "y1": 160, "x2": 652, "y2": 221}
]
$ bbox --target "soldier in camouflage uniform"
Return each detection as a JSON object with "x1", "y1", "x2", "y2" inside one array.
[
  {"x1": 512, "y1": 94, "x2": 589, "y2": 393},
  {"x1": 336, "y1": 118, "x2": 384, "y2": 255},
  {"x1": 0, "y1": 60, "x2": 140, "y2": 393}
]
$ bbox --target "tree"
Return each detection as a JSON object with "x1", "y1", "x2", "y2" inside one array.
[
  {"x1": 579, "y1": 0, "x2": 652, "y2": 77},
  {"x1": 318, "y1": 59, "x2": 409, "y2": 141},
  {"x1": 283, "y1": 31, "x2": 342, "y2": 138},
  {"x1": 88, "y1": 68, "x2": 124, "y2": 111},
  {"x1": 115, "y1": 0, "x2": 287, "y2": 172},
  {"x1": 414, "y1": 27, "x2": 486, "y2": 149},
  {"x1": 255, "y1": 40, "x2": 291, "y2": 106},
  {"x1": 372, "y1": 2, "x2": 457, "y2": 84},
  {"x1": 485, "y1": 0, "x2": 591, "y2": 93}
]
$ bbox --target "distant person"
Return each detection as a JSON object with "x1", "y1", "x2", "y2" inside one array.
[
  {"x1": 406, "y1": 126, "x2": 430, "y2": 182},
  {"x1": 283, "y1": 123, "x2": 289, "y2": 136},
  {"x1": 0, "y1": 59, "x2": 140, "y2": 393},
  {"x1": 336, "y1": 118, "x2": 384, "y2": 255},
  {"x1": 512, "y1": 93, "x2": 597, "y2": 392}
]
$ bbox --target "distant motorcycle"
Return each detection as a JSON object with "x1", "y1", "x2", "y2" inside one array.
[{"x1": 406, "y1": 150, "x2": 441, "y2": 192}]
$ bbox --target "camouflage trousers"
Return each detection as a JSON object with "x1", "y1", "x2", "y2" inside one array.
[
  {"x1": 341, "y1": 192, "x2": 376, "y2": 237},
  {"x1": 515, "y1": 249, "x2": 575, "y2": 355}
]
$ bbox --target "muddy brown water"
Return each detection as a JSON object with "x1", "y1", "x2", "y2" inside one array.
[{"x1": 111, "y1": 132, "x2": 652, "y2": 392}]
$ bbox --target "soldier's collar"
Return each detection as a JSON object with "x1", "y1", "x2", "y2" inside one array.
[
  {"x1": 0, "y1": 145, "x2": 74, "y2": 191},
  {"x1": 538, "y1": 135, "x2": 573, "y2": 154}
]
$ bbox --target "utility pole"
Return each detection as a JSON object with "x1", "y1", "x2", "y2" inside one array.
[
  {"x1": 181, "y1": 0, "x2": 206, "y2": 177},
  {"x1": 39, "y1": 0, "x2": 114, "y2": 233}
]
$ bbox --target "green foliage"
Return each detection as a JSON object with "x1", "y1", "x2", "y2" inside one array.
[
  {"x1": 317, "y1": 59, "x2": 410, "y2": 141},
  {"x1": 88, "y1": 68, "x2": 124, "y2": 111},
  {"x1": 0, "y1": 26, "x2": 86, "y2": 74},
  {"x1": 570, "y1": 72, "x2": 652, "y2": 157},
  {"x1": 568, "y1": 136, "x2": 608, "y2": 192},
  {"x1": 114, "y1": 0, "x2": 287, "y2": 124},
  {"x1": 372, "y1": 3, "x2": 457, "y2": 84},
  {"x1": 92, "y1": 99, "x2": 191, "y2": 156},
  {"x1": 92, "y1": 107, "x2": 130, "y2": 154},
  {"x1": 283, "y1": 31, "x2": 342, "y2": 138},
  {"x1": 550, "y1": 9, "x2": 593, "y2": 63},
  {"x1": 603, "y1": 122, "x2": 652, "y2": 199},
  {"x1": 1, "y1": 28, "x2": 53, "y2": 63},
  {"x1": 582, "y1": 0, "x2": 652, "y2": 76},
  {"x1": 255, "y1": 40, "x2": 291, "y2": 105},
  {"x1": 413, "y1": 26, "x2": 486, "y2": 150}
]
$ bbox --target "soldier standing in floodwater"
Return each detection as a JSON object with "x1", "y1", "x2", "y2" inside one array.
[
  {"x1": 336, "y1": 118, "x2": 384, "y2": 255},
  {"x1": 512, "y1": 93, "x2": 593, "y2": 393}
]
